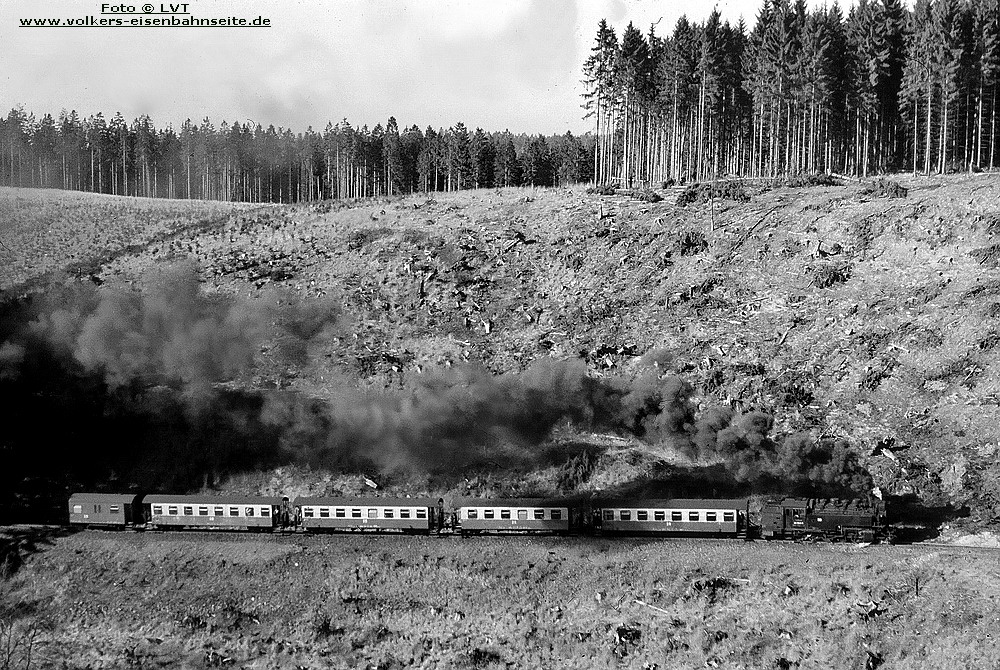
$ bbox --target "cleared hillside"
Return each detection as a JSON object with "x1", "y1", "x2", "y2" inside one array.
[{"x1": 3, "y1": 176, "x2": 1000, "y2": 526}]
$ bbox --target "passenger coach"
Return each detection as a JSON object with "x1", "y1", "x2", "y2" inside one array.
[
  {"x1": 594, "y1": 498, "x2": 750, "y2": 537},
  {"x1": 453, "y1": 498, "x2": 572, "y2": 535},
  {"x1": 294, "y1": 497, "x2": 442, "y2": 533},
  {"x1": 145, "y1": 495, "x2": 283, "y2": 530}
]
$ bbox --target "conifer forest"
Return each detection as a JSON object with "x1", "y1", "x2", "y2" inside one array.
[
  {"x1": 0, "y1": 113, "x2": 594, "y2": 203},
  {"x1": 583, "y1": 0, "x2": 1000, "y2": 185}
]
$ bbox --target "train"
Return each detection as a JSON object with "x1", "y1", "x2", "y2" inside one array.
[{"x1": 68, "y1": 492, "x2": 891, "y2": 542}]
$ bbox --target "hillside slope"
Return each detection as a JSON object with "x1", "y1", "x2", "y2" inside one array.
[{"x1": 3, "y1": 177, "x2": 1000, "y2": 525}]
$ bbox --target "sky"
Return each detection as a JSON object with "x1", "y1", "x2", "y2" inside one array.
[{"x1": 2, "y1": 0, "x2": 767, "y2": 136}]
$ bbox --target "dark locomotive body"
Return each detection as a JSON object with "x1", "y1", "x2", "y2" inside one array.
[{"x1": 760, "y1": 497, "x2": 888, "y2": 543}]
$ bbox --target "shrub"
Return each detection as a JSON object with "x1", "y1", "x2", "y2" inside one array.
[
  {"x1": 859, "y1": 178, "x2": 907, "y2": 199},
  {"x1": 675, "y1": 230, "x2": 709, "y2": 256},
  {"x1": 629, "y1": 188, "x2": 663, "y2": 203},
  {"x1": 556, "y1": 451, "x2": 597, "y2": 491},
  {"x1": 676, "y1": 182, "x2": 750, "y2": 207},
  {"x1": 808, "y1": 260, "x2": 852, "y2": 288},
  {"x1": 783, "y1": 174, "x2": 842, "y2": 188},
  {"x1": 586, "y1": 184, "x2": 617, "y2": 196}
]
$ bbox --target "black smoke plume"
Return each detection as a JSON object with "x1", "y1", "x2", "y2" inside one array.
[
  {"x1": 681, "y1": 408, "x2": 872, "y2": 493},
  {"x1": 259, "y1": 359, "x2": 601, "y2": 471},
  {"x1": 1, "y1": 265, "x2": 872, "y2": 519},
  {"x1": 25, "y1": 264, "x2": 340, "y2": 395}
]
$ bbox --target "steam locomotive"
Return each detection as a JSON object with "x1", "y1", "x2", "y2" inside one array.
[{"x1": 68, "y1": 492, "x2": 890, "y2": 542}]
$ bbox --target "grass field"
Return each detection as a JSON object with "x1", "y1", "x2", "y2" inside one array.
[
  {"x1": 2, "y1": 528, "x2": 999, "y2": 669},
  {"x1": 0, "y1": 187, "x2": 258, "y2": 293}
]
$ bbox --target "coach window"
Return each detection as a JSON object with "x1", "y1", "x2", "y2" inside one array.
[
  {"x1": 517, "y1": 510, "x2": 528, "y2": 520},
  {"x1": 214, "y1": 506, "x2": 224, "y2": 516},
  {"x1": 467, "y1": 509, "x2": 478, "y2": 519},
  {"x1": 501, "y1": 509, "x2": 511, "y2": 520},
  {"x1": 303, "y1": 508, "x2": 314, "y2": 518},
  {"x1": 351, "y1": 509, "x2": 362, "y2": 518},
  {"x1": 620, "y1": 510, "x2": 632, "y2": 521},
  {"x1": 706, "y1": 512, "x2": 717, "y2": 522},
  {"x1": 183, "y1": 506, "x2": 193, "y2": 516},
  {"x1": 261, "y1": 507, "x2": 270, "y2": 517},
  {"x1": 400, "y1": 509, "x2": 411, "y2": 519},
  {"x1": 229, "y1": 507, "x2": 239, "y2": 516},
  {"x1": 335, "y1": 508, "x2": 346, "y2": 518},
  {"x1": 73, "y1": 505, "x2": 83, "y2": 514},
  {"x1": 551, "y1": 509, "x2": 562, "y2": 520},
  {"x1": 482, "y1": 509, "x2": 494, "y2": 519},
  {"x1": 534, "y1": 509, "x2": 545, "y2": 520},
  {"x1": 367, "y1": 509, "x2": 377, "y2": 519},
  {"x1": 151, "y1": 505, "x2": 161, "y2": 515},
  {"x1": 319, "y1": 508, "x2": 330, "y2": 518},
  {"x1": 109, "y1": 505, "x2": 120, "y2": 514},
  {"x1": 245, "y1": 507, "x2": 255, "y2": 517},
  {"x1": 199, "y1": 507, "x2": 209, "y2": 516},
  {"x1": 168, "y1": 506, "x2": 179, "y2": 515},
  {"x1": 637, "y1": 511, "x2": 648, "y2": 521},
  {"x1": 689, "y1": 512, "x2": 699, "y2": 521},
  {"x1": 654, "y1": 511, "x2": 665, "y2": 521},
  {"x1": 416, "y1": 509, "x2": 427, "y2": 519},
  {"x1": 384, "y1": 509, "x2": 394, "y2": 518},
  {"x1": 671, "y1": 511, "x2": 682, "y2": 521},
  {"x1": 603, "y1": 510, "x2": 614, "y2": 521},
  {"x1": 724, "y1": 512, "x2": 735, "y2": 522}
]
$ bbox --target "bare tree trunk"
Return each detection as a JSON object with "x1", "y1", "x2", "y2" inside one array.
[
  {"x1": 991, "y1": 85, "x2": 998, "y2": 169},
  {"x1": 977, "y1": 79, "x2": 985, "y2": 169},
  {"x1": 939, "y1": 98, "x2": 949, "y2": 174},
  {"x1": 594, "y1": 95, "x2": 601, "y2": 184},
  {"x1": 926, "y1": 81, "x2": 933, "y2": 175}
]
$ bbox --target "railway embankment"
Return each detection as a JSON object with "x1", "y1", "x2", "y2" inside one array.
[{"x1": 3, "y1": 528, "x2": 999, "y2": 668}]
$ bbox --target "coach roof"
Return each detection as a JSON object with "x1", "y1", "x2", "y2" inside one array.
[
  {"x1": 451, "y1": 497, "x2": 574, "y2": 508},
  {"x1": 69, "y1": 492, "x2": 142, "y2": 504},
  {"x1": 593, "y1": 498, "x2": 750, "y2": 509},
  {"x1": 293, "y1": 497, "x2": 440, "y2": 507},
  {"x1": 144, "y1": 495, "x2": 283, "y2": 506}
]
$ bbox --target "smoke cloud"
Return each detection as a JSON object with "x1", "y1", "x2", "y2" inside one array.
[
  {"x1": 260, "y1": 358, "x2": 600, "y2": 471},
  {"x1": 26, "y1": 264, "x2": 341, "y2": 396},
  {"x1": 1, "y1": 263, "x2": 872, "y2": 521},
  {"x1": 680, "y1": 408, "x2": 872, "y2": 492}
]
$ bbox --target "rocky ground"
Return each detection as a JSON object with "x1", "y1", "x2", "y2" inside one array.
[{"x1": 4, "y1": 176, "x2": 1000, "y2": 522}]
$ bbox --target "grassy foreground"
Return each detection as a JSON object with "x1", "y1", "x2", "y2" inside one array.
[{"x1": 2, "y1": 529, "x2": 999, "y2": 669}]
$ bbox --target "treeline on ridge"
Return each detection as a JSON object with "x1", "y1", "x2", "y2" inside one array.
[
  {"x1": 0, "y1": 113, "x2": 594, "y2": 203},
  {"x1": 583, "y1": 0, "x2": 1000, "y2": 185}
]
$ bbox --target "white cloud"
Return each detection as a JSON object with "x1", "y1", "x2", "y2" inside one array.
[{"x1": 2, "y1": 0, "x2": 791, "y2": 135}]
